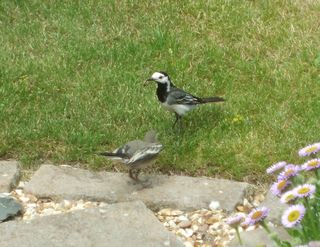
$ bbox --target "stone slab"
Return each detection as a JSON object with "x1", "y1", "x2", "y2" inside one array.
[
  {"x1": 0, "y1": 196, "x2": 23, "y2": 222},
  {"x1": 229, "y1": 226, "x2": 291, "y2": 247},
  {"x1": 24, "y1": 164, "x2": 252, "y2": 212},
  {"x1": 0, "y1": 160, "x2": 20, "y2": 193},
  {"x1": 0, "y1": 200, "x2": 184, "y2": 247},
  {"x1": 260, "y1": 191, "x2": 288, "y2": 224}
]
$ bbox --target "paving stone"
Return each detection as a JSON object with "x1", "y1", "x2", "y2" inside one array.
[
  {"x1": 229, "y1": 226, "x2": 291, "y2": 247},
  {"x1": 0, "y1": 196, "x2": 23, "y2": 222},
  {"x1": 0, "y1": 200, "x2": 184, "y2": 247},
  {"x1": 24, "y1": 164, "x2": 252, "y2": 212},
  {"x1": 260, "y1": 190, "x2": 288, "y2": 224},
  {"x1": 0, "y1": 160, "x2": 20, "y2": 193}
]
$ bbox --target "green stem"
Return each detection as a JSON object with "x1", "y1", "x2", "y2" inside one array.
[
  {"x1": 304, "y1": 197, "x2": 317, "y2": 240},
  {"x1": 316, "y1": 169, "x2": 320, "y2": 181},
  {"x1": 235, "y1": 227, "x2": 243, "y2": 246},
  {"x1": 260, "y1": 221, "x2": 283, "y2": 247}
]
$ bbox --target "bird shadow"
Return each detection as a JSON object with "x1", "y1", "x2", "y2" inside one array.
[
  {"x1": 127, "y1": 173, "x2": 169, "y2": 190},
  {"x1": 164, "y1": 105, "x2": 226, "y2": 137}
]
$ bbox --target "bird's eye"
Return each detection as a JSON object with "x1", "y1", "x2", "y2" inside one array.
[{"x1": 159, "y1": 76, "x2": 163, "y2": 79}]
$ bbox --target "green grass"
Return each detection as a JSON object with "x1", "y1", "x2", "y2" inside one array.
[{"x1": 1, "y1": 0, "x2": 320, "y2": 182}]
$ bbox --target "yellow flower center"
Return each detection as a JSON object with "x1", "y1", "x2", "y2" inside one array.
[
  {"x1": 284, "y1": 169, "x2": 294, "y2": 176},
  {"x1": 287, "y1": 210, "x2": 300, "y2": 222},
  {"x1": 277, "y1": 180, "x2": 287, "y2": 190},
  {"x1": 252, "y1": 211, "x2": 263, "y2": 220},
  {"x1": 297, "y1": 187, "x2": 310, "y2": 195},
  {"x1": 308, "y1": 160, "x2": 318, "y2": 167},
  {"x1": 284, "y1": 194, "x2": 295, "y2": 202},
  {"x1": 306, "y1": 146, "x2": 317, "y2": 153}
]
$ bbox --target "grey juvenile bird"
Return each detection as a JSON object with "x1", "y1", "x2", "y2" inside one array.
[
  {"x1": 99, "y1": 130, "x2": 163, "y2": 181},
  {"x1": 145, "y1": 71, "x2": 225, "y2": 127}
]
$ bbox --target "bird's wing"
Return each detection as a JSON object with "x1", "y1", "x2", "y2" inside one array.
[
  {"x1": 99, "y1": 140, "x2": 146, "y2": 162},
  {"x1": 127, "y1": 143, "x2": 163, "y2": 165},
  {"x1": 167, "y1": 88, "x2": 201, "y2": 105},
  {"x1": 115, "y1": 140, "x2": 147, "y2": 157}
]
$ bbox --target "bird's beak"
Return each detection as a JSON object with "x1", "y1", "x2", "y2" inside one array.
[{"x1": 144, "y1": 78, "x2": 154, "y2": 86}]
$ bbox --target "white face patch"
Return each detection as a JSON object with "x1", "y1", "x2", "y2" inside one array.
[{"x1": 151, "y1": 72, "x2": 169, "y2": 84}]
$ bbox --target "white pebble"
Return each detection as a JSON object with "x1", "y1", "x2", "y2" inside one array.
[
  {"x1": 184, "y1": 228, "x2": 194, "y2": 238},
  {"x1": 183, "y1": 241, "x2": 193, "y2": 247},
  {"x1": 209, "y1": 201, "x2": 220, "y2": 210},
  {"x1": 177, "y1": 215, "x2": 189, "y2": 222},
  {"x1": 19, "y1": 196, "x2": 30, "y2": 203},
  {"x1": 15, "y1": 189, "x2": 24, "y2": 196}
]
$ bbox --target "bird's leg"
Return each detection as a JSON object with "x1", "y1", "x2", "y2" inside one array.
[
  {"x1": 173, "y1": 113, "x2": 181, "y2": 129},
  {"x1": 134, "y1": 169, "x2": 141, "y2": 181},
  {"x1": 129, "y1": 168, "x2": 137, "y2": 181}
]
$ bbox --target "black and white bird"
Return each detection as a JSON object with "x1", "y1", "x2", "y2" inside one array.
[
  {"x1": 99, "y1": 130, "x2": 163, "y2": 181},
  {"x1": 145, "y1": 71, "x2": 225, "y2": 127}
]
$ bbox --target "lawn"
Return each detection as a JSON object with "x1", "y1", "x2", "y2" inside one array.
[{"x1": 0, "y1": 0, "x2": 319, "y2": 182}]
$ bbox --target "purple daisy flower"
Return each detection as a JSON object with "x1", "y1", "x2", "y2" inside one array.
[
  {"x1": 266, "y1": 161, "x2": 287, "y2": 174},
  {"x1": 302, "y1": 159, "x2": 320, "y2": 171},
  {"x1": 281, "y1": 204, "x2": 305, "y2": 228},
  {"x1": 280, "y1": 190, "x2": 297, "y2": 204},
  {"x1": 278, "y1": 164, "x2": 300, "y2": 180},
  {"x1": 246, "y1": 207, "x2": 269, "y2": 226},
  {"x1": 226, "y1": 214, "x2": 244, "y2": 227},
  {"x1": 240, "y1": 218, "x2": 251, "y2": 228},
  {"x1": 293, "y1": 184, "x2": 316, "y2": 198},
  {"x1": 298, "y1": 143, "x2": 320, "y2": 157},
  {"x1": 270, "y1": 179, "x2": 291, "y2": 196}
]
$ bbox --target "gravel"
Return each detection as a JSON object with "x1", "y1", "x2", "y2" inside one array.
[{"x1": 9, "y1": 181, "x2": 266, "y2": 247}]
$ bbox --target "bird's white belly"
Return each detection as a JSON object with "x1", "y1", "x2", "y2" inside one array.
[{"x1": 161, "y1": 102, "x2": 197, "y2": 116}]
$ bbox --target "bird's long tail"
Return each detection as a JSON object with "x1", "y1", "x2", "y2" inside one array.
[
  {"x1": 199, "y1": 96, "x2": 225, "y2": 104},
  {"x1": 98, "y1": 152, "x2": 128, "y2": 159}
]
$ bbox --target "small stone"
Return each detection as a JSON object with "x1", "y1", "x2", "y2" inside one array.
[
  {"x1": 158, "y1": 208, "x2": 172, "y2": 216},
  {"x1": 41, "y1": 208, "x2": 59, "y2": 216},
  {"x1": 184, "y1": 228, "x2": 194, "y2": 237},
  {"x1": 61, "y1": 200, "x2": 73, "y2": 210},
  {"x1": 176, "y1": 229, "x2": 186, "y2": 238},
  {"x1": 99, "y1": 202, "x2": 108, "y2": 207},
  {"x1": 183, "y1": 241, "x2": 193, "y2": 247},
  {"x1": 168, "y1": 220, "x2": 177, "y2": 230},
  {"x1": 84, "y1": 201, "x2": 95, "y2": 208},
  {"x1": 74, "y1": 201, "x2": 85, "y2": 210},
  {"x1": 19, "y1": 196, "x2": 30, "y2": 203},
  {"x1": 236, "y1": 205, "x2": 245, "y2": 212},
  {"x1": 177, "y1": 215, "x2": 188, "y2": 222},
  {"x1": 163, "y1": 240, "x2": 170, "y2": 246},
  {"x1": 194, "y1": 242, "x2": 201, "y2": 247},
  {"x1": 212, "y1": 222, "x2": 222, "y2": 230},
  {"x1": 198, "y1": 224, "x2": 209, "y2": 232},
  {"x1": 15, "y1": 189, "x2": 23, "y2": 197},
  {"x1": 253, "y1": 193, "x2": 265, "y2": 207},
  {"x1": 43, "y1": 202, "x2": 54, "y2": 209},
  {"x1": 165, "y1": 216, "x2": 174, "y2": 221},
  {"x1": 176, "y1": 228, "x2": 193, "y2": 238},
  {"x1": 209, "y1": 201, "x2": 220, "y2": 210},
  {"x1": 205, "y1": 216, "x2": 220, "y2": 225},
  {"x1": 171, "y1": 210, "x2": 183, "y2": 216},
  {"x1": 190, "y1": 213, "x2": 200, "y2": 221},
  {"x1": 0, "y1": 196, "x2": 23, "y2": 222},
  {"x1": 27, "y1": 194, "x2": 38, "y2": 203},
  {"x1": 191, "y1": 224, "x2": 199, "y2": 232},
  {"x1": 178, "y1": 220, "x2": 192, "y2": 228},
  {"x1": 196, "y1": 233, "x2": 203, "y2": 240},
  {"x1": 157, "y1": 215, "x2": 165, "y2": 221}
]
